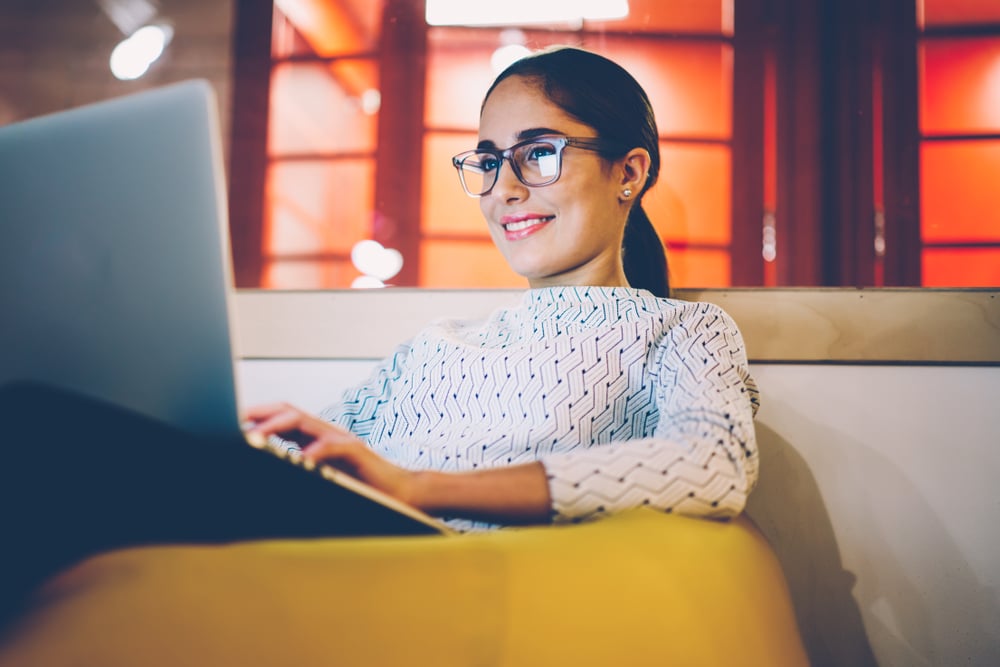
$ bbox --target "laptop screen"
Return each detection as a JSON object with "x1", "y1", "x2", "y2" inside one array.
[{"x1": 0, "y1": 80, "x2": 244, "y2": 439}]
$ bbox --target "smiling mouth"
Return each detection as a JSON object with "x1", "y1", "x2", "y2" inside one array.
[{"x1": 503, "y1": 216, "x2": 554, "y2": 232}]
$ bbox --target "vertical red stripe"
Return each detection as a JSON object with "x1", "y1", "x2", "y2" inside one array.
[
  {"x1": 763, "y1": 45, "x2": 778, "y2": 287},
  {"x1": 872, "y1": 48, "x2": 885, "y2": 286}
]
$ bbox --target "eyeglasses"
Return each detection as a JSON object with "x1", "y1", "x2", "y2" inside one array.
[{"x1": 451, "y1": 135, "x2": 627, "y2": 197}]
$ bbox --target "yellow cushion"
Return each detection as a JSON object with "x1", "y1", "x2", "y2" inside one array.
[{"x1": 0, "y1": 510, "x2": 807, "y2": 666}]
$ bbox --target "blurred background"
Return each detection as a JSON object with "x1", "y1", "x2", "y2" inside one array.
[{"x1": 2, "y1": 0, "x2": 998, "y2": 289}]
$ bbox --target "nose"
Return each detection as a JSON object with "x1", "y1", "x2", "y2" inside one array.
[{"x1": 489, "y1": 158, "x2": 528, "y2": 202}]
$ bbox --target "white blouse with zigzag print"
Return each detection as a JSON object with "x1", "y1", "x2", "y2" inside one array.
[{"x1": 320, "y1": 286, "x2": 759, "y2": 526}]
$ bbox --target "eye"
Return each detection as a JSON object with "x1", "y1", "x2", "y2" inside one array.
[
  {"x1": 522, "y1": 142, "x2": 557, "y2": 162},
  {"x1": 464, "y1": 153, "x2": 500, "y2": 173},
  {"x1": 476, "y1": 154, "x2": 501, "y2": 172}
]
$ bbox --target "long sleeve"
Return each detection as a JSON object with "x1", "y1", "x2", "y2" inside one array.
[
  {"x1": 319, "y1": 341, "x2": 413, "y2": 438},
  {"x1": 540, "y1": 303, "x2": 759, "y2": 522},
  {"x1": 260, "y1": 344, "x2": 413, "y2": 455}
]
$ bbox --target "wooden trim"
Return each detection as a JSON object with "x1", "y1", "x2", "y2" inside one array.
[
  {"x1": 826, "y1": 0, "x2": 877, "y2": 286},
  {"x1": 228, "y1": 0, "x2": 274, "y2": 288},
  {"x1": 920, "y1": 23, "x2": 1000, "y2": 37},
  {"x1": 775, "y1": 0, "x2": 824, "y2": 286},
  {"x1": 233, "y1": 288, "x2": 1000, "y2": 364},
  {"x1": 730, "y1": 0, "x2": 766, "y2": 286},
  {"x1": 881, "y1": 0, "x2": 922, "y2": 286},
  {"x1": 921, "y1": 133, "x2": 1000, "y2": 142},
  {"x1": 373, "y1": 0, "x2": 427, "y2": 286}
]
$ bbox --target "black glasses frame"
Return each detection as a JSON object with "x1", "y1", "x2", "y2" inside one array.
[{"x1": 451, "y1": 135, "x2": 628, "y2": 197}]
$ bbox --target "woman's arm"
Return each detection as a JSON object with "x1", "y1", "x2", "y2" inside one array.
[
  {"x1": 244, "y1": 402, "x2": 552, "y2": 524},
  {"x1": 319, "y1": 341, "x2": 413, "y2": 439},
  {"x1": 538, "y1": 302, "x2": 759, "y2": 523},
  {"x1": 409, "y1": 462, "x2": 551, "y2": 524}
]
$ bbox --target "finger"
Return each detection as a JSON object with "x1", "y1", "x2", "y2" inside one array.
[
  {"x1": 301, "y1": 438, "x2": 364, "y2": 464},
  {"x1": 245, "y1": 408, "x2": 312, "y2": 441},
  {"x1": 254, "y1": 415, "x2": 356, "y2": 452},
  {"x1": 242, "y1": 402, "x2": 297, "y2": 423}
]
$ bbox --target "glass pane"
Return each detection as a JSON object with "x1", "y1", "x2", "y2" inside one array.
[
  {"x1": 589, "y1": 0, "x2": 732, "y2": 36},
  {"x1": 260, "y1": 3, "x2": 736, "y2": 290},
  {"x1": 426, "y1": 28, "x2": 592, "y2": 130},
  {"x1": 263, "y1": 260, "x2": 358, "y2": 290},
  {"x1": 919, "y1": 37, "x2": 1000, "y2": 135},
  {"x1": 922, "y1": 248, "x2": 1000, "y2": 286},
  {"x1": 921, "y1": 140, "x2": 1000, "y2": 242},
  {"x1": 269, "y1": 61, "x2": 379, "y2": 155},
  {"x1": 265, "y1": 160, "x2": 375, "y2": 256},
  {"x1": 645, "y1": 143, "x2": 731, "y2": 245},
  {"x1": 919, "y1": 0, "x2": 1000, "y2": 28},
  {"x1": 422, "y1": 133, "x2": 491, "y2": 236},
  {"x1": 420, "y1": 240, "x2": 523, "y2": 287},
  {"x1": 425, "y1": 0, "x2": 729, "y2": 34},
  {"x1": 426, "y1": 29, "x2": 732, "y2": 140},
  {"x1": 666, "y1": 248, "x2": 731, "y2": 288},
  {"x1": 272, "y1": 9, "x2": 318, "y2": 58},
  {"x1": 425, "y1": 34, "x2": 495, "y2": 130},
  {"x1": 272, "y1": 0, "x2": 383, "y2": 57},
  {"x1": 602, "y1": 37, "x2": 733, "y2": 139}
]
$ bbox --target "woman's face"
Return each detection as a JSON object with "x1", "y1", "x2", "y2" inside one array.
[{"x1": 477, "y1": 75, "x2": 631, "y2": 289}]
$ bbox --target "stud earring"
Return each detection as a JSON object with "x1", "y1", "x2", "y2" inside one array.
[{"x1": 622, "y1": 188, "x2": 633, "y2": 199}]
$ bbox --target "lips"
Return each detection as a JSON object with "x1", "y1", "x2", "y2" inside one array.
[{"x1": 500, "y1": 213, "x2": 554, "y2": 240}]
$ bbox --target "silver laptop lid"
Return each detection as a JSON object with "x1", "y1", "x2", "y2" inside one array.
[{"x1": 0, "y1": 80, "x2": 243, "y2": 439}]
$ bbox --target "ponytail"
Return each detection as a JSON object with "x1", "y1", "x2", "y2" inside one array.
[{"x1": 622, "y1": 204, "x2": 670, "y2": 298}]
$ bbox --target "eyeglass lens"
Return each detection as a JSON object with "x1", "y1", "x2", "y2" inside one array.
[{"x1": 460, "y1": 140, "x2": 562, "y2": 195}]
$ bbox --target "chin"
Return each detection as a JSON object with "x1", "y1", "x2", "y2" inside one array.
[
  {"x1": 498, "y1": 251, "x2": 550, "y2": 280},
  {"x1": 508, "y1": 260, "x2": 561, "y2": 283}
]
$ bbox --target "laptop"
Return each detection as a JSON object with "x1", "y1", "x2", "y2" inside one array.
[{"x1": 0, "y1": 80, "x2": 449, "y2": 536}]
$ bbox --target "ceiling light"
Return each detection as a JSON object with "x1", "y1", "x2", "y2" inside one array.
[
  {"x1": 426, "y1": 0, "x2": 628, "y2": 27},
  {"x1": 110, "y1": 24, "x2": 173, "y2": 81}
]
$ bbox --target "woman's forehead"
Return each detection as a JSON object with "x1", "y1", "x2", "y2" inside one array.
[{"x1": 478, "y1": 76, "x2": 588, "y2": 144}]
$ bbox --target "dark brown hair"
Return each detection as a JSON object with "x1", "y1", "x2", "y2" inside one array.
[{"x1": 483, "y1": 46, "x2": 669, "y2": 297}]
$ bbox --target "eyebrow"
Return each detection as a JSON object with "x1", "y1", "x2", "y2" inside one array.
[{"x1": 477, "y1": 127, "x2": 567, "y2": 150}]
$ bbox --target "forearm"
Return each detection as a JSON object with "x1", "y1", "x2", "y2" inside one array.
[
  {"x1": 409, "y1": 462, "x2": 552, "y2": 525},
  {"x1": 543, "y1": 432, "x2": 756, "y2": 523}
]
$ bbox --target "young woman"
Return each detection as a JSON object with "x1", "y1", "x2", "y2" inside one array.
[
  {"x1": 0, "y1": 47, "x2": 758, "y2": 615},
  {"x1": 244, "y1": 46, "x2": 759, "y2": 528}
]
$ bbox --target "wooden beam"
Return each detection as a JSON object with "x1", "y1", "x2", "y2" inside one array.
[
  {"x1": 372, "y1": 0, "x2": 427, "y2": 286},
  {"x1": 228, "y1": 0, "x2": 274, "y2": 288},
  {"x1": 233, "y1": 288, "x2": 1000, "y2": 364}
]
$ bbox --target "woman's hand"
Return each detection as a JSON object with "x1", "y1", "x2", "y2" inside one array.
[
  {"x1": 242, "y1": 403, "x2": 420, "y2": 507},
  {"x1": 243, "y1": 403, "x2": 552, "y2": 524}
]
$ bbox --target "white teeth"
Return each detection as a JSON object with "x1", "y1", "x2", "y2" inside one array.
[{"x1": 504, "y1": 217, "x2": 552, "y2": 232}]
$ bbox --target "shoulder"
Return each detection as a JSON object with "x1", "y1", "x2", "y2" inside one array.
[
  {"x1": 666, "y1": 298, "x2": 741, "y2": 330},
  {"x1": 649, "y1": 298, "x2": 750, "y2": 364},
  {"x1": 625, "y1": 293, "x2": 741, "y2": 335}
]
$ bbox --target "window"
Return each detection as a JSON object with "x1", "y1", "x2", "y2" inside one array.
[
  {"x1": 918, "y1": 0, "x2": 1000, "y2": 286},
  {"x1": 228, "y1": 0, "x2": 1000, "y2": 289},
  {"x1": 233, "y1": 0, "x2": 740, "y2": 289},
  {"x1": 262, "y1": 1, "x2": 382, "y2": 288}
]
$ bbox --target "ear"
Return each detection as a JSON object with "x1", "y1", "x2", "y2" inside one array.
[{"x1": 618, "y1": 148, "x2": 651, "y2": 202}]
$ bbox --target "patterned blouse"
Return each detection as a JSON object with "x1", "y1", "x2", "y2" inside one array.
[{"x1": 320, "y1": 286, "x2": 759, "y2": 526}]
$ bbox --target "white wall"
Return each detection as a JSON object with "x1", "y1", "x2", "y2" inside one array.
[
  {"x1": 237, "y1": 359, "x2": 374, "y2": 413},
  {"x1": 747, "y1": 364, "x2": 1000, "y2": 667},
  {"x1": 236, "y1": 358, "x2": 1000, "y2": 667}
]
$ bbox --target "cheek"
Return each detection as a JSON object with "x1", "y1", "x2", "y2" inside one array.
[
  {"x1": 480, "y1": 199, "x2": 505, "y2": 244},
  {"x1": 478, "y1": 198, "x2": 497, "y2": 235}
]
